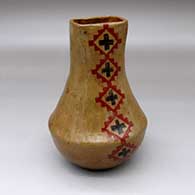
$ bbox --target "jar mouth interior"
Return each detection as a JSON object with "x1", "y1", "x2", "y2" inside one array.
[{"x1": 73, "y1": 16, "x2": 125, "y2": 25}]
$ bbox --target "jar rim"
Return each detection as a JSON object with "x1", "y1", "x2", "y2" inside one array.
[{"x1": 70, "y1": 16, "x2": 127, "y2": 26}]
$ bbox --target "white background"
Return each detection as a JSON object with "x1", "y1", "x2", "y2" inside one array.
[{"x1": 0, "y1": 0, "x2": 195, "y2": 194}]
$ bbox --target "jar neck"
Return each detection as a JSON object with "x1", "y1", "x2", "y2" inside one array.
[{"x1": 69, "y1": 16, "x2": 128, "y2": 77}]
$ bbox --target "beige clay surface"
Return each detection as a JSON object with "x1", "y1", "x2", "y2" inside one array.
[{"x1": 49, "y1": 16, "x2": 147, "y2": 169}]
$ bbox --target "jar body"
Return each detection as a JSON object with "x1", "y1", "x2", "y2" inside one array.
[{"x1": 49, "y1": 16, "x2": 147, "y2": 169}]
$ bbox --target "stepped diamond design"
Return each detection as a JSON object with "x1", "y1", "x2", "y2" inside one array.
[
  {"x1": 91, "y1": 58, "x2": 121, "y2": 83},
  {"x1": 95, "y1": 85, "x2": 125, "y2": 112},
  {"x1": 89, "y1": 24, "x2": 122, "y2": 55},
  {"x1": 89, "y1": 23, "x2": 135, "y2": 162},
  {"x1": 102, "y1": 114, "x2": 133, "y2": 141},
  {"x1": 108, "y1": 143, "x2": 137, "y2": 161}
]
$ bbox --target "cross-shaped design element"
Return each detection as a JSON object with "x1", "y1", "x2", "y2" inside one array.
[
  {"x1": 111, "y1": 120, "x2": 126, "y2": 134},
  {"x1": 118, "y1": 148, "x2": 130, "y2": 158},
  {"x1": 99, "y1": 33, "x2": 114, "y2": 51},
  {"x1": 106, "y1": 90, "x2": 118, "y2": 105},
  {"x1": 101, "y1": 62, "x2": 114, "y2": 77}
]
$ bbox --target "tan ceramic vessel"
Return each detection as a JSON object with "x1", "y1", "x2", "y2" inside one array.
[{"x1": 49, "y1": 16, "x2": 147, "y2": 170}]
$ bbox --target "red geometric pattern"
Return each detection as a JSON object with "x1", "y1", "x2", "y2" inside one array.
[
  {"x1": 102, "y1": 113, "x2": 133, "y2": 143},
  {"x1": 89, "y1": 24, "x2": 135, "y2": 161},
  {"x1": 91, "y1": 57, "x2": 121, "y2": 83},
  {"x1": 95, "y1": 85, "x2": 125, "y2": 113},
  {"x1": 108, "y1": 143, "x2": 137, "y2": 161},
  {"x1": 89, "y1": 24, "x2": 122, "y2": 57}
]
